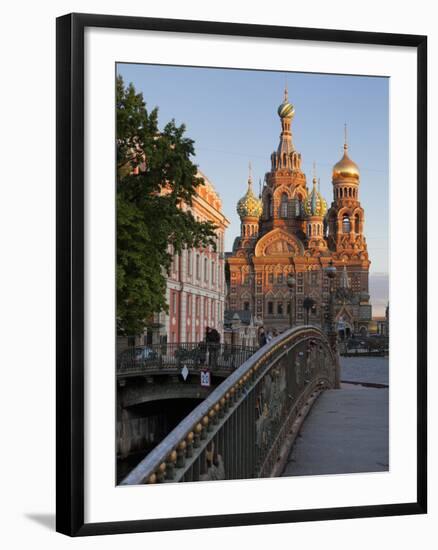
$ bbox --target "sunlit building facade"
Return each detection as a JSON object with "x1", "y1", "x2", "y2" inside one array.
[
  {"x1": 151, "y1": 172, "x2": 230, "y2": 344},
  {"x1": 227, "y1": 89, "x2": 372, "y2": 337}
]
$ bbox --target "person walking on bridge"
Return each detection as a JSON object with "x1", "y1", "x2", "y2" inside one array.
[
  {"x1": 258, "y1": 327, "x2": 267, "y2": 348},
  {"x1": 205, "y1": 326, "x2": 220, "y2": 368}
]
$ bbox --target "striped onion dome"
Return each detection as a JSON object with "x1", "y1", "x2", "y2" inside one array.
[{"x1": 277, "y1": 87, "x2": 295, "y2": 119}]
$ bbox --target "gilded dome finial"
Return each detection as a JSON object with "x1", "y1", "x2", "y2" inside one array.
[
  {"x1": 248, "y1": 161, "x2": 253, "y2": 186},
  {"x1": 312, "y1": 161, "x2": 317, "y2": 186},
  {"x1": 332, "y1": 125, "x2": 360, "y2": 181}
]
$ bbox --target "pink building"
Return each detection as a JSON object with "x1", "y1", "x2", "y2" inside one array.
[{"x1": 152, "y1": 172, "x2": 230, "y2": 345}]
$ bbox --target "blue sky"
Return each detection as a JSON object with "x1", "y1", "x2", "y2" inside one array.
[{"x1": 117, "y1": 63, "x2": 389, "y2": 314}]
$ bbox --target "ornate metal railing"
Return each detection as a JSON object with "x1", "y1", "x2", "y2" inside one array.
[
  {"x1": 117, "y1": 343, "x2": 258, "y2": 378},
  {"x1": 120, "y1": 326, "x2": 337, "y2": 484}
]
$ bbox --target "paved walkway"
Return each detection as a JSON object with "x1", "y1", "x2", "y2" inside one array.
[
  {"x1": 340, "y1": 356, "x2": 389, "y2": 386},
  {"x1": 282, "y1": 386, "x2": 389, "y2": 477}
]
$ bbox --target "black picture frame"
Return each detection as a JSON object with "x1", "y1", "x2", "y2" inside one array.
[{"x1": 56, "y1": 12, "x2": 427, "y2": 537}]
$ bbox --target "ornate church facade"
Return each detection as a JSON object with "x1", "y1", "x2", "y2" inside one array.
[{"x1": 226, "y1": 89, "x2": 372, "y2": 337}]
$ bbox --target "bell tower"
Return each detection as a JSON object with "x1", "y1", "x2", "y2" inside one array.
[
  {"x1": 327, "y1": 126, "x2": 367, "y2": 256},
  {"x1": 261, "y1": 87, "x2": 307, "y2": 235}
]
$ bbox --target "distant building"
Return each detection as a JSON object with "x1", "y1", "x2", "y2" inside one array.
[
  {"x1": 223, "y1": 310, "x2": 261, "y2": 348},
  {"x1": 150, "y1": 172, "x2": 230, "y2": 345},
  {"x1": 370, "y1": 304, "x2": 389, "y2": 337},
  {"x1": 226, "y1": 88, "x2": 372, "y2": 337}
]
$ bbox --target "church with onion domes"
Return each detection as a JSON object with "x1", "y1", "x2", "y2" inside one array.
[{"x1": 226, "y1": 88, "x2": 372, "y2": 337}]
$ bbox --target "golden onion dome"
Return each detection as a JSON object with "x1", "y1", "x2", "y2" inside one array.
[
  {"x1": 332, "y1": 144, "x2": 360, "y2": 181},
  {"x1": 237, "y1": 170, "x2": 262, "y2": 220},
  {"x1": 304, "y1": 177, "x2": 328, "y2": 218},
  {"x1": 277, "y1": 87, "x2": 295, "y2": 119}
]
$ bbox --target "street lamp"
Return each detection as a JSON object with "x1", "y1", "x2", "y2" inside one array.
[
  {"x1": 287, "y1": 274, "x2": 296, "y2": 328},
  {"x1": 324, "y1": 260, "x2": 340, "y2": 388},
  {"x1": 324, "y1": 260, "x2": 337, "y2": 334},
  {"x1": 303, "y1": 297, "x2": 316, "y2": 325}
]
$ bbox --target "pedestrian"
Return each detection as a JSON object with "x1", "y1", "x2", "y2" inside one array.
[
  {"x1": 206, "y1": 326, "x2": 220, "y2": 368},
  {"x1": 258, "y1": 327, "x2": 267, "y2": 347}
]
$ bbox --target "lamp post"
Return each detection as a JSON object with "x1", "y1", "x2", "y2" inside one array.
[
  {"x1": 287, "y1": 274, "x2": 296, "y2": 329},
  {"x1": 324, "y1": 260, "x2": 340, "y2": 388},
  {"x1": 303, "y1": 297, "x2": 315, "y2": 326}
]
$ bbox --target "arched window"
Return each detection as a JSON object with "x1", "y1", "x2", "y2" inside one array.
[
  {"x1": 187, "y1": 250, "x2": 192, "y2": 276},
  {"x1": 268, "y1": 195, "x2": 273, "y2": 217},
  {"x1": 295, "y1": 196, "x2": 303, "y2": 217},
  {"x1": 204, "y1": 257, "x2": 208, "y2": 282},
  {"x1": 280, "y1": 193, "x2": 288, "y2": 218},
  {"x1": 342, "y1": 214, "x2": 351, "y2": 234},
  {"x1": 355, "y1": 214, "x2": 360, "y2": 233}
]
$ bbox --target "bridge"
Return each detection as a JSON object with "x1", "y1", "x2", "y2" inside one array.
[
  {"x1": 120, "y1": 325, "x2": 339, "y2": 484},
  {"x1": 117, "y1": 342, "x2": 258, "y2": 481}
]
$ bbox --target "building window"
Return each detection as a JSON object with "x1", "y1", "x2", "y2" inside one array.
[
  {"x1": 204, "y1": 298, "x2": 208, "y2": 318},
  {"x1": 268, "y1": 273, "x2": 274, "y2": 284},
  {"x1": 172, "y1": 291, "x2": 177, "y2": 313},
  {"x1": 244, "y1": 301, "x2": 250, "y2": 311},
  {"x1": 196, "y1": 296, "x2": 200, "y2": 316},
  {"x1": 277, "y1": 302, "x2": 283, "y2": 315},
  {"x1": 342, "y1": 214, "x2": 351, "y2": 233},
  {"x1": 355, "y1": 214, "x2": 360, "y2": 233},
  {"x1": 187, "y1": 250, "x2": 192, "y2": 276},
  {"x1": 204, "y1": 258, "x2": 208, "y2": 282},
  {"x1": 211, "y1": 261, "x2": 215, "y2": 284},
  {"x1": 277, "y1": 273, "x2": 283, "y2": 284},
  {"x1": 196, "y1": 255, "x2": 200, "y2": 279},
  {"x1": 187, "y1": 294, "x2": 192, "y2": 315},
  {"x1": 311, "y1": 272, "x2": 318, "y2": 287},
  {"x1": 268, "y1": 302, "x2": 274, "y2": 314},
  {"x1": 280, "y1": 193, "x2": 288, "y2": 218}
]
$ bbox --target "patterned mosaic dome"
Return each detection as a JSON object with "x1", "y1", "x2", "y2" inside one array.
[
  {"x1": 237, "y1": 173, "x2": 262, "y2": 219},
  {"x1": 277, "y1": 87, "x2": 295, "y2": 119},
  {"x1": 303, "y1": 178, "x2": 328, "y2": 217}
]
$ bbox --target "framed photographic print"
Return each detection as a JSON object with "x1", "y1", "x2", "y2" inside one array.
[{"x1": 56, "y1": 13, "x2": 427, "y2": 536}]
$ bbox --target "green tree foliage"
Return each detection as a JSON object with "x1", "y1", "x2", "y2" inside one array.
[{"x1": 117, "y1": 76, "x2": 216, "y2": 336}]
